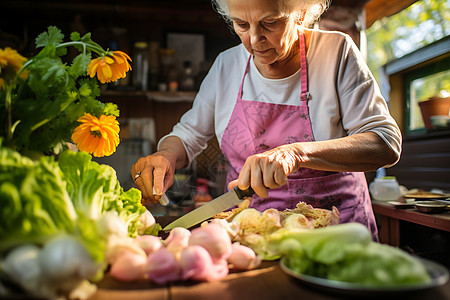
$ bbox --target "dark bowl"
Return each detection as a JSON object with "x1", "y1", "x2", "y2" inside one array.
[{"x1": 414, "y1": 201, "x2": 448, "y2": 213}]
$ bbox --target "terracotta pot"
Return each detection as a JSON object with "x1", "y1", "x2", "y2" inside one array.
[{"x1": 418, "y1": 96, "x2": 450, "y2": 129}]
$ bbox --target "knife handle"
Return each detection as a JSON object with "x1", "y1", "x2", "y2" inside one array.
[{"x1": 234, "y1": 186, "x2": 255, "y2": 199}]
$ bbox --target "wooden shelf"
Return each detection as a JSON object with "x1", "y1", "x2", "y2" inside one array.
[
  {"x1": 372, "y1": 201, "x2": 450, "y2": 246},
  {"x1": 100, "y1": 90, "x2": 196, "y2": 102}
]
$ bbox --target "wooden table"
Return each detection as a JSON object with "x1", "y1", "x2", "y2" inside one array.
[
  {"x1": 372, "y1": 201, "x2": 450, "y2": 246},
  {"x1": 87, "y1": 216, "x2": 450, "y2": 300}
]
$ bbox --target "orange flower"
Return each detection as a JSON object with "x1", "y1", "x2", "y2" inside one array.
[
  {"x1": 87, "y1": 50, "x2": 131, "y2": 84},
  {"x1": 71, "y1": 113, "x2": 120, "y2": 157}
]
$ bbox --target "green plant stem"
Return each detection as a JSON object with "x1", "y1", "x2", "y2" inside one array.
[
  {"x1": 15, "y1": 41, "x2": 106, "y2": 80},
  {"x1": 5, "y1": 84, "x2": 12, "y2": 144},
  {"x1": 56, "y1": 41, "x2": 105, "y2": 55}
]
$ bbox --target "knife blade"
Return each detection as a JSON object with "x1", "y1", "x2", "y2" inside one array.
[{"x1": 162, "y1": 186, "x2": 255, "y2": 231}]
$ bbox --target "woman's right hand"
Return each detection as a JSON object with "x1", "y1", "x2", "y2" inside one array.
[{"x1": 131, "y1": 150, "x2": 177, "y2": 205}]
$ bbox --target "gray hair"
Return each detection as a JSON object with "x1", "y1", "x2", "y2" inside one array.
[{"x1": 211, "y1": 0, "x2": 330, "y2": 28}]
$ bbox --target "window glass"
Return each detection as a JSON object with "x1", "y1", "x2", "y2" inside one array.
[{"x1": 408, "y1": 70, "x2": 450, "y2": 131}]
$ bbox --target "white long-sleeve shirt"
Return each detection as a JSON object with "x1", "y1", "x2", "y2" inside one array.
[{"x1": 159, "y1": 29, "x2": 402, "y2": 167}]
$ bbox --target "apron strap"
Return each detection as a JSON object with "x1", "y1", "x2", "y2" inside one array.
[
  {"x1": 238, "y1": 55, "x2": 252, "y2": 100},
  {"x1": 299, "y1": 32, "x2": 310, "y2": 102},
  {"x1": 240, "y1": 32, "x2": 309, "y2": 102}
]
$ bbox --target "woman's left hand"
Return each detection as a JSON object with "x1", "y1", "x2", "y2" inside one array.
[{"x1": 229, "y1": 144, "x2": 305, "y2": 198}]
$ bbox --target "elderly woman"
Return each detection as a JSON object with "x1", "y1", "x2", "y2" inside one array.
[{"x1": 131, "y1": 0, "x2": 401, "y2": 240}]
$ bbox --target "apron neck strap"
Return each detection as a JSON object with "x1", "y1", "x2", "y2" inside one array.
[
  {"x1": 299, "y1": 31, "x2": 310, "y2": 102},
  {"x1": 238, "y1": 55, "x2": 252, "y2": 100},
  {"x1": 239, "y1": 31, "x2": 309, "y2": 102}
]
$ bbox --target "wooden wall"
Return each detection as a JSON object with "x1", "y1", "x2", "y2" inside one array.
[{"x1": 385, "y1": 135, "x2": 450, "y2": 191}]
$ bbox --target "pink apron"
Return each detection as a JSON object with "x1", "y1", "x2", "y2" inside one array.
[{"x1": 221, "y1": 33, "x2": 379, "y2": 240}]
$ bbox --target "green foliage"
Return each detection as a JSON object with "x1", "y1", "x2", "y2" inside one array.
[
  {"x1": 367, "y1": 0, "x2": 450, "y2": 82},
  {"x1": 1, "y1": 26, "x2": 119, "y2": 156},
  {"x1": 35, "y1": 26, "x2": 65, "y2": 48}
]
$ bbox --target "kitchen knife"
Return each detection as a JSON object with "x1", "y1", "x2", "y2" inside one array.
[{"x1": 162, "y1": 186, "x2": 255, "y2": 231}]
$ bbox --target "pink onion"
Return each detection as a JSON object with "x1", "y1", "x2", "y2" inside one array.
[
  {"x1": 110, "y1": 250, "x2": 147, "y2": 282},
  {"x1": 135, "y1": 235, "x2": 163, "y2": 255},
  {"x1": 179, "y1": 245, "x2": 229, "y2": 281},
  {"x1": 189, "y1": 223, "x2": 232, "y2": 262},
  {"x1": 146, "y1": 248, "x2": 181, "y2": 284},
  {"x1": 227, "y1": 242, "x2": 261, "y2": 270},
  {"x1": 165, "y1": 227, "x2": 191, "y2": 257}
]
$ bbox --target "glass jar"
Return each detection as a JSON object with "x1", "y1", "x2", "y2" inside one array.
[
  {"x1": 132, "y1": 41, "x2": 149, "y2": 91},
  {"x1": 369, "y1": 176, "x2": 402, "y2": 201}
]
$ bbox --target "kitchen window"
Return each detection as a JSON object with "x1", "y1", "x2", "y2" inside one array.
[
  {"x1": 381, "y1": 35, "x2": 450, "y2": 137},
  {"x1": 405, "y1": 57, "x2": 450, "y2": 135}
]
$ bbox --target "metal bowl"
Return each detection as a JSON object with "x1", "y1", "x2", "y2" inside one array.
[{"x1": 414, "y1": 201, "x2": 448, "y2": 213}]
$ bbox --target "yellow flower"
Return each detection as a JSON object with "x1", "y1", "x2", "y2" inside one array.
[
  {"x1": 71, "y1": 113, "x2": 120, "y2": 157},
  {"x1": 87, "y1": 50, "x2": 131, "y2": 84},
  {"x1": 0, "y1": 47, "x2": 27, "y2": 74},
  {"x1": 0, "y1": 47, "x2": 28, "y2": 90}
]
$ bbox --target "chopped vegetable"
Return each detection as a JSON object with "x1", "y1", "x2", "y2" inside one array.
[{"x1": 220, "y1": 202, "x2": 339, "y2": 260}]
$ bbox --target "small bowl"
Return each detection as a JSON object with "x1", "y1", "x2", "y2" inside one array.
[
  {"x1": 414, "y1": 201, "x2": 448, "y2": 213},
  {"x1": 430, "y1": 115, "x2": 450, "y2": 129}
]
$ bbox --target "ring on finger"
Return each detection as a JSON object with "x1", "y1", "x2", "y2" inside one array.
[{"x1": 134, "y1": 171, "x2": 142, "y2": 181}]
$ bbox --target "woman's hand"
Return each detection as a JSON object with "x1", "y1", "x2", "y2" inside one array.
[
  {"x1": 131, "y1": 136, "x2": 188, "y2": 205},
  {"x1": 131, "y1": 151, "x2": 176, "y2": 205},
  {"x1": 229, "y1": 132, "x2": 398, "y2": 199},
  {"x1": 229, "y1": 144, "x2": 305, "y2": 198}
]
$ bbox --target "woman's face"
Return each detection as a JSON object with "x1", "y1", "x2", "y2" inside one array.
[{"x1": 228, "y1": 0, "x2": 300, "y2": 67}]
